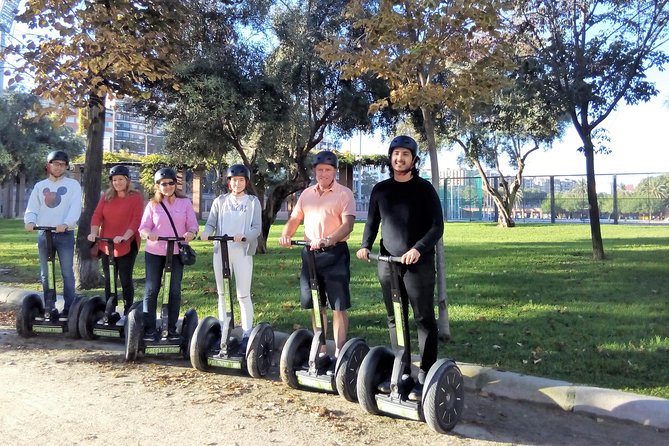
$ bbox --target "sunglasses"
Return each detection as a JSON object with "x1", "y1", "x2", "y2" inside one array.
[{"x1": 159, "y1": 181, "x2": 176, "y2": 187}]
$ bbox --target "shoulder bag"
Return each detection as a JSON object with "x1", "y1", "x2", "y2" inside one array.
[{"x1": 159, "y1": 201, "x2": 196, "y2": 266}]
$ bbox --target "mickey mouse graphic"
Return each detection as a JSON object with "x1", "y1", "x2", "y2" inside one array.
[{"x1": 43, "y1": 186, "x2": 68, "y2": 208}]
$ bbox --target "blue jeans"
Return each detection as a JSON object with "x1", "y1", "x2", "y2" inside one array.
[
  {"x1": 142, "y1": 252, "x2": 184, "y2": 334},
  {"x1": 38, "y1": 230, "x2": 76, "y2": 312}
]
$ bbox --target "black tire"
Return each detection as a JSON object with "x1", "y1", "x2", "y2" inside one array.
[
  {"x1": 67, "y1": 296, "x2": 87, "y2": 338},
  {"x1": 335, "y1": 338, "x2": 369, "y2": 402},
  {"x1": 189, "y1": 316, "x2": 221, "y2": 371},
  {"x1": 279, "y1": 329, "x2": 312, "y2": 389},
  {"x1": 181, "y1": 309, "x2": 199, "y2": 360},
  {"x1": 357, "y1": 346, "x2": 394, "y2": 415},
  {"x1": 16, "y1": 293, "x2": 43, "y2": 337},
  {"x1": 125, "y1": 308, "x2": 142, "y2": 362},
  {"x1": 247, "y1": 323, "x2": 274, "y2": 379},
  {"x1": 78, "y1": 296, "x2": 105, "y2": 340},
  {"x1": 423, "y1": 359, "x2": 465, "y2": 433}
]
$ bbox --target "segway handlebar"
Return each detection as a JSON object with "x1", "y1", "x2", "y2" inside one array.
[
  {"x1": 368, "y1": 253, "x2": 403, "y2": 264},
  {"x1": 33, "y1": 226, "x2": 57, "y2": 231},
  {"x1": 291, "y1": 240, "x2": 326, "y2": 249},
  {"x1": 95, "y1": 237, "x2": 116, "y2": 243},
  {"x1": 207, "y1": 235, "x2": 247, "y2": 242},
  {"x1": 157, "y1": 236, "x2": 186, "y2": 242}
]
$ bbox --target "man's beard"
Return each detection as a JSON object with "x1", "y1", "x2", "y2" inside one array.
[{"x1": 393, "y1": 162, "x2": 412, "y2": 175}]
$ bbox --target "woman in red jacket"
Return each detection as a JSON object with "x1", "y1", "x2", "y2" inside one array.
[{"x1": 87, "y1": 165, "x2": 144, "y2": 315}]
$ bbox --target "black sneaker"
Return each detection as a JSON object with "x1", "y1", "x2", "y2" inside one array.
[
  {"x1": 167, "y1": 331, "x2": 181, "y2": 342},
  {"x1": 377, "y1": 379, "x2": 391, "y2": 393},
  {"x1": 237, "y1": 336, "x2": 249, "y2": 355},
  {"x1": 408, "y1": 383, "x2": 423, "y2": 401},
  {"x1": 314, "y1": 352, "x2": 332, "y2": 369},
  {"x1": 59, "y1": 309, "x2": 69, "y2": 320},
  {"x1": 143, "y1": 331, "x2": 157, "y2": 342}
]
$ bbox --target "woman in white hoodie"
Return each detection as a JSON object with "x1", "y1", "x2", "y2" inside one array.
[{"x1": 200, "y1": 164, "x2": 262, "y2": 352}]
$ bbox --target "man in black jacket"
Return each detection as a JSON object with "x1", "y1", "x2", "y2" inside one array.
[{"x1": 356, "y1": 135, "x2": 443, "y2": 401}]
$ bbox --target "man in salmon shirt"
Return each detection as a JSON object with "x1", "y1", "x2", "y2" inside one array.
[{"x1": 279, "y1": 151, "x2": 355, "y2": 366}]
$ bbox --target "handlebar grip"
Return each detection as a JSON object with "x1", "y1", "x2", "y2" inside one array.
[
  {"x1": 368, "y1": 253, "x2": 403, "y2": 263},
  {"x1": 206, "y1": 235, "x2": 246, "y2": 242},
  {"x1": 157, "y1": 236, "x2": 186, "y2": 242}
]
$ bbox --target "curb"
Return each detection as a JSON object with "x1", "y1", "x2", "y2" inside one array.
[
  {"x1": 2, "y1": 285, "x2": 668, "y2": 430},
  {"x1": 459, "y1": 364, "x2": 669, "y2": 429}
]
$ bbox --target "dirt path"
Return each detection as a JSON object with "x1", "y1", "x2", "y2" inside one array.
[{"x1": 0, "y1": 314, "x2": 665, "y2": 446}]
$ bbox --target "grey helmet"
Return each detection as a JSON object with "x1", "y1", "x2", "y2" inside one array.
[
  {"x1": 388, "y1": 135, "x2": 418, "y2": 158},
  {"x1": 47, "y1": 150, "x2": 69, "y2": 165},
  {"x1": 154, "y1": 167, "x2": 177, "y2": 184},
  {"x1": 312, "y1": 150, "x2": 338, "y2": 168},
  {"x1": 227, "y1": 164, "x2": 251, "y2": 180},
  {"x1": 109, "y1": 165, "x2": 130, "y2": 179}
]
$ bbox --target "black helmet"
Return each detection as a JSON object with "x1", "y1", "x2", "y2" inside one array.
[
  {"x1": 47, "y1": 150, "x2": 69, "y2": 165},
  {"x1": 312, "y1": 150, "x2": 338, "y2": 168},
  {"x1": 109, "y1": 165, "x2": 130, "y2": 179},
  {"x1": 227, "y1": 164, "x2": 250, "y2": 180},
  {"x1": 388, "y1": 135, "x2": 418, "y2": 158},
  {"x1": 154, "y1": 167, "x2": 177, "y2": 184}
]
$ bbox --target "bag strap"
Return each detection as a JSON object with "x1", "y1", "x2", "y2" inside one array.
[{"x1": 159, "y1": 201, "x2": 180, "y2": 241}]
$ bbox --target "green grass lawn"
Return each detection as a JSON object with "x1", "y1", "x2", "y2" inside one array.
[{"x1": 1, "y1": 219, "x2": 668, "y2": 398}]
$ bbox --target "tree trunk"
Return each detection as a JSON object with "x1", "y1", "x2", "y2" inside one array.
[
  {"x1": 260, "y1": 174, "x2": 310, "y2": 249},
  {"x1": 583, "y1": 135, "x2": 605, "y2": 260},
  {"x1": 75, "y1": 93, "x2": 105, "y2": 289},
  {"x1": 421, "y1": 106, "x2": 450, "y2": 341}
]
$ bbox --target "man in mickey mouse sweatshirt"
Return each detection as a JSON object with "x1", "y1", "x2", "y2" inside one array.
[{"x1": 24, "y1": 150, "x2": 82, "y2": 317}]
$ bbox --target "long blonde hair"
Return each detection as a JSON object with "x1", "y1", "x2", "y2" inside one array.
[{"x1": 104, "y1": 177, "x2": 138, "y2": 201}]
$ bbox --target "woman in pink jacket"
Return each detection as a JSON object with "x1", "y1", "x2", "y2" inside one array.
[{"x1": 138, "y1": 168, "x2": 199, "y2": 341}]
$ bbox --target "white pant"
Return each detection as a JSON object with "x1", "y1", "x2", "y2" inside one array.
[{"x1": 213, "y1": 244, "x2": 254, "y2": 333}]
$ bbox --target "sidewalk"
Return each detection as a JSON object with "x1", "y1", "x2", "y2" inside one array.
[{"x1": 2, "y1": 285, "x2": 668, "y2": 430}]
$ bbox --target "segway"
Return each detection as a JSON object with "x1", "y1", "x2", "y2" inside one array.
[
  {"x1": 279, "y1": 240, "x2": 369, "y2": 401},
  {"x1": 356, "y1": 253, "x2": 464, "y2": 433},
  {"x1": 77, "y1": 238, "x2": 141, "y2": 340},
  {"x1": 190, "y1": 235, "x2": 274, "y2": 378},
  {"x1": 125, "y1": 236, "x2": 198, "y2": 361},
  {"x1": 16, "y1": 226, "x2": 85, "y2": 338}
]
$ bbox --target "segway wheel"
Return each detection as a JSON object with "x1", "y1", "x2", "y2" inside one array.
[
  {"x1": 189, "y1": 316, "x2": 221, "y2": 371},
  {"x1": 78, "y1": 296, "x2": 105, "y2": 340},
  {"x1": 181, "y1": 309, "x2": 199, "y2": 360},
  {"x1": 423, "y1": 359, "x2": 465, "y2": 433},
  {"x1": 125, "y1": 308, "x2": 142, "y2": 362},
  {"x1": 16, "y1": 293, "x2": 43, "y2": 337},
  {"x1": 357, "y1": 345, "x2": 394, "y2": 415},
  {"x1": 279, "y1": 329, "x2": 312, "y2": 389},
  {"x1": 67, "y1": 296, "x2": 87, "y2": 338},
  {"x1": 247, "y1": 323, "x2": 274, "y2": 378},
  {"x1": 335, "y1": 337, "x2": 369, "y2": 402}
]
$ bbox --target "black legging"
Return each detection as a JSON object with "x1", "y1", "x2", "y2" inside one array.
[
  {"x1": 377, "y1": 252, "x2": 438, "y2": 375},
  {"x1": 100, "y1": 240, "x2": 138, "y2": 313}
]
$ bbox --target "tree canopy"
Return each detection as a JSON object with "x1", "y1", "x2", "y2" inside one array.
[{"x1": 513, "y1": 0, "x2": 669, "y2": 259}]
